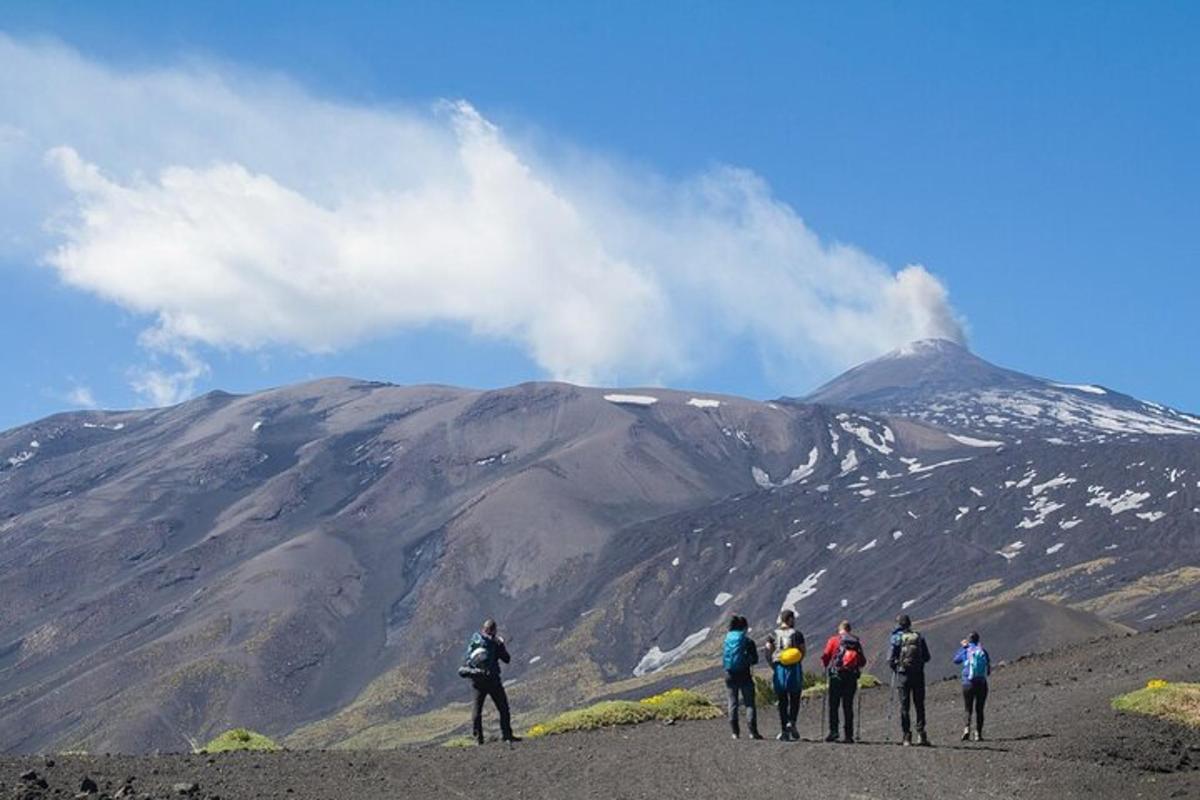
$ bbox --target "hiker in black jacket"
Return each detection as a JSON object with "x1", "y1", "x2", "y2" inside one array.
[
  {"x1": 888, "y1": 613, "x2": 932, "y2": 746},
  {"x1": 462, "y1": 619, "x2": 519, "y2": 744}
]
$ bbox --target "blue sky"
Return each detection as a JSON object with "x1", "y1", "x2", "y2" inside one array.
[{"x1": 1, "y1": 2, "x2": 1198, "y2": 430}]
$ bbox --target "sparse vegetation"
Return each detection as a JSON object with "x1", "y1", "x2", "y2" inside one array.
[
  {"x1": 527, "y1": 689, "x2": 720, "y2": 738},
  {"x1": 1112, "y1": 680, "x2": 1200, "y2": 727},
  {"x1": 202, "y1": 728, "x2": 279, "y2": 753},
  {"x1": 441, "y1": 736, "x2": 478, "y2": 748}
]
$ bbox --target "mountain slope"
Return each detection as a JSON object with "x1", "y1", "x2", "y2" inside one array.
[{"x1": 0, "y1": 343, "x2": 1197, "y2": 752}]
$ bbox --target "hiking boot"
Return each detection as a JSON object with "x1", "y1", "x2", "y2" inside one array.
[
  {"x1": 901, "y1": 733, "x2": 912, "y2": 747},
  {"x1": 503, "y1": 735, "x2": 523, "y2": 743},
  {"x1": 842, "y1": 736, "x2": 855, "y2": 744},
  {"x1": 777, "y1": 732, "x2": 789, "y2": 741},
  {"x1": 731, "y1": 733, "x2": 740, "y2": 740},
  {"x1": 749, "y1": 729, "x2": 764, "y2": 740},
  {"x1": 972, "y1": 731, "x2": 983, "y2": 742},
  {"x1": 961, "y1": 726, "x2": 971, "y2": 742},
  {"x1": 825, "y1": 732, "x2": 839, "y2": 743},
  {"x1": 475, "y1": 736, "x2": 485, "y2": 745},
  {"x1": 915, "y1": 732, "x2": 931, "y2": 747},
  {"x1": 788, "y1": 725, "x2": 800, "y2": 741}
]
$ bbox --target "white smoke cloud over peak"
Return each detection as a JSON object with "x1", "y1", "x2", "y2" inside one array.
[{"x1": 2, "y1": 35, "x2": 964, "y2": 401}]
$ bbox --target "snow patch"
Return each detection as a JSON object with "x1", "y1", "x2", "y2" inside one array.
[
  {"x1": 908, "y1": 457, "x2": 973, "y2": 474},
  {"x1": 714, "y1": 592, "x2": 733, "y2": 607},
  {"x1": 781, "y1": 569, "x2": 827, "y2": 610},
  {"x1": 1045, "y1": 543, "x2": 1065, "y2": 555},
  {"x1": 1087, "y1": 487, "x2": 1152, "y2": 515},
  {"x1": 604, "y1": 393, "x2": 658, "y2": 406},
  {"x1": 687, "y1": 397, "x2": 721, "y2": 409},
  {"x1": 529, "y1": 656, "x2": 542, "y2": 664},
  {"x1": 1135, "y1": 511, "x2": 1166, "y2": 522},
  {"x1": 1031, "y1": 474, "x2": 1077, "y2": 496},
  {"x1": 949, "y1": 434, "x2": 1004, "y2": 448},
  {"x1": 252, "y1": 420, "x2": 264, "y2": 432},
  {"x1": 901, "y1": 599, "x2": 917, "y2": 610},
  {"x1": 671, "y1": 557, "x2": 680, "y2": 567},
  {"x1": 753, "y1": 447, "x2": 819, "y2": 489},
  {"x1": 1051, "y1": 383, "x2": 1106, "y2": 395},
  {"x1": 633, "y1": 627, "x2": 712, "y2": 677},
  {"x1": 840, "y1": 449, "x2": 859, "y2": 476},
  {"x1": 858, "y1": 538, "x2": 878, "y2": 553}
]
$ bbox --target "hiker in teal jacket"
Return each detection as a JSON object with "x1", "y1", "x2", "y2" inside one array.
[{"x1": 765, "y1": 609, "x2": 805, "y2": 741}]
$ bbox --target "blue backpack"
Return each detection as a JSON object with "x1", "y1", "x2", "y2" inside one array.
[
  {"x1": 966, "y1": 645, "x2": 989, "y2": 680},
  {"x1": 723, "y1": 630, "x2": 752, "y2": 673}
]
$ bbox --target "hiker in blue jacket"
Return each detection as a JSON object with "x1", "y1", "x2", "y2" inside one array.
[
  {"x1": 953, "y1": 631, "x2": 991, "y2": 741},
  {"x1": 765, "y1": 609, "x2": 806, "y2": 741},
  {"x1": 722, "y1": 615, "x2": 763, "y2": 739}
]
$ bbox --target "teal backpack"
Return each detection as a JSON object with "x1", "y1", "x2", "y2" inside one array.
[
  {"x1": 723, "y1": 631, "x2": 751, "y2": 673},
  {"x1": 966, "y1": 645, "x2": 989, "y2": 680}
]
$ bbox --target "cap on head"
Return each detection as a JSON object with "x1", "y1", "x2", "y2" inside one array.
[
  {"x1": 729, "y1": 614, "x2": 749, "y2": 632},
  {"x1": 838, "y1": 619, "x2": 852, "y2": 633},
  {"x1": 482, "y1": 619, "x2": 497, "y2": 636},
  {"x1": 896, "y1": 614, "x2": 912, "y2": 630},
  {"x1": 969, "y1": 631, "x2": 980, "y2": 644},
  {"x1": 780, "y1": 609, "x2": 795, "y2": 626}
]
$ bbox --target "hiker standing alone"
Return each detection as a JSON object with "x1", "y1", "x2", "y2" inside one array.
[
  {"x1": 722, "y1": 615, "x2": 763, "y2": 739},
  {"x1": 889, "y1": 614, "x2": 932, "y2": 746},
  {"x1": 953, "y1": 631, "x2": 991, "y2": 741},
  {"x1": 820, "y1": 620, "x2": 866, "y2": 743},
  {"x1": 765, "y1": 609, "x2": 806, "y2": 741},
  {"x1": 461, "y1": 619, "x2": 520, "y2": 744}
]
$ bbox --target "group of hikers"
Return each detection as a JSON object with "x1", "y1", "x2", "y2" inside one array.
[
  {"x1": 460, "y1": 612, "x2": 991, "y2": 746},
  {"x1": 722, "y1": 611, "x2": 991, "y2": 745}
]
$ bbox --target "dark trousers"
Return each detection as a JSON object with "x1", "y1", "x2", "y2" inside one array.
[
  {"x1": 827, "y1": 674, "x2": 857, "y2": 739},
  {"x1": 777, "y1": 690, "x2": 801, "y2": 734},
  {"x1": 471, "y1": 678, "x2": 513, "y2": 741},
  {"x1": 962, "y1": 679, "x2": 988, "y2": 733},
  {"x1": 897, "y1": 673, "x2": 926, "y2": 735},
  {"x1": 725, "y1": 677, "x2": 757, "y2": 735}
]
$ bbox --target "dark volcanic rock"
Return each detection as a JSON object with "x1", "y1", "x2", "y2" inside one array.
[{"x1": 0, "y1": 345, "x2": 1197, "y2": 753}]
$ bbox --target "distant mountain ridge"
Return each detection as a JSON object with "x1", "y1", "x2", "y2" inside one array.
[
  {"x1": 0, "y1": 343, "x2": 1197, "y2": 752},
  {"x1": 805, "y1": 338, "x2": 1200, "y2": 442}
]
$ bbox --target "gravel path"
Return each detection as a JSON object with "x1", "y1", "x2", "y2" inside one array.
[{"x1": 3, "y1": 621, "x2": 1198, "y2": 799}]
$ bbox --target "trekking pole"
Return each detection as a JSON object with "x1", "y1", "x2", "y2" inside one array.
[
  {"x1": 820, "y1": 680, "x2": 826, "y2": 739},
  {"x1": 857, "y1": 681, "x2": 863, "y2": 742},
  {"x1": 886, "y1": 669, "x2": 896, "y2": 743}
]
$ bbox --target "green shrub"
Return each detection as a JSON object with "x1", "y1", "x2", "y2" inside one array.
[
  {"x1": 1112, "y1": 681, "x2": 1200, "y2": 727},
  {"x1": 203, "y1": 728, "x2": 279, "y2": 753},
  {"x1": 753, "y1": 675, "x2": 776, "y2": 707},
  {"x1": 527, "y1": 689, "x2": 720, "y2": 738},
  {"x1": 441, "y1": 736, "x2": 478, "y2": 748},
  {"x1": 638, "y1": 688, "x2": 724, "y2": 721}
]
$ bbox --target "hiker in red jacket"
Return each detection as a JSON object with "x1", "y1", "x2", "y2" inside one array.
[{"x1": 820, "y1": 620, "x2": 866, "y2": 743}]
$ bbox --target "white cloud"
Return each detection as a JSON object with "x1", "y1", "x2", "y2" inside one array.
[
  {"x1": 2, "y1": 35, "x2": 965, "y2": 400},
  {"x1": 65, "y1": 385, "x2": 98, "y2": 409}
]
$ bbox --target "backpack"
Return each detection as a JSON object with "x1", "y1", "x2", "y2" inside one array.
[
  {"x1": 833, "y1": 634, "x2": 864, "y2": 674},
  {"x1": 723, "y1": 631, "x2": 752, "y2": 673},
  {"x1": 775, "y1": 628, "x2": 803, "y2": 654},
  {"x1": 458, "y1": 637, "x2": 493, "y2": 679},
  {"x1": 896, "y1": 631, "x2": 922, "y2": 671},
  {"x1": 966, "y1": 645, "x2": 989, "y2": 680}
]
